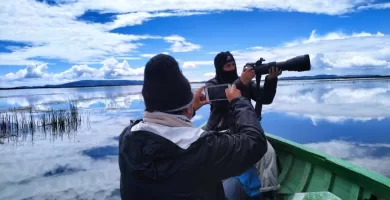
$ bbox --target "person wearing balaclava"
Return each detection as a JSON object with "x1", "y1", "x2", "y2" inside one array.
[
  {"x1": 205, "y1": 51, "x2": 280, "y2": 132},
  {"x1": 205, "y1": 51, "x2": 282, "y2": 200}
]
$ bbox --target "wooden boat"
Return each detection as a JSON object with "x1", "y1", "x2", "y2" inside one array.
[{"x1": 200, "y1": 123, "x2": 390, "y2": 200}]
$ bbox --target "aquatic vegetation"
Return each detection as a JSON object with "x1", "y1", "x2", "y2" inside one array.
[{"x1": 0, "y1": 100, "x2": 89, "y2": 142}]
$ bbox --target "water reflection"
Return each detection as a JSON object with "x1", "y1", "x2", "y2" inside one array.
[
  {"x1": 0, "y1": 80, "x2": 389, "y2": 200},
  {"x1": 0, "y1": 115, "x2": 125, "y2": 200},
  {"x1": 0, "y1": 85, "x2": 143, "y2": 111},
  {"x1": 305, "y1": 140, "x2": 390, "y2": 177},
  {"x1": 254, "y1": 80, "x2": 390, "y2": 179},
  {"x1": 2, "y1": 80, "x2": 389, "y2": 123},
  {"x1": 261, "y1": 80, "x2": 390, "y2": 123}
]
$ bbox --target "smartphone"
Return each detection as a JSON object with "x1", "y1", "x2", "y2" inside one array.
[{"x1": 204, "y1": 84, "x2": 231, "y2": 102}]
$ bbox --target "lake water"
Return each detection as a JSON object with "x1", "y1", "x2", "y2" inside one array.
[{"x1": 0, "y1": 79, "x2": 389, "y2": 200}]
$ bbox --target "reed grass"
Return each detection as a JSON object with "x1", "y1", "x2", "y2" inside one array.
[{"x1": 0, "y1": 100, "x2": 88, "y2": 141}]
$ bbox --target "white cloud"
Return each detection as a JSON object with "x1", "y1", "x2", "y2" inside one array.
[
  {"x1": 0, "y1": 0, "x2": 160, "y2": 64},
  {"x1": 53, "y1": 65, "x2": 97, "y2": 80},
  {"x1": 1, "y1": 0, "x2": 390, "y2": 84},
  {"x1": 4, "y1": 64, "x2": 50, "y2": 80},
  {"x1": 203, "y1": 72, "x2": 216, "y2": 77},
  {"x1": 98, "y1": 58, "x2": 144, "y2": 77},
  {"x1": 106, "y1": 11, "x2": 209, "y2": 30},
  {"x1": 114, "y1": 56, "x2": 141, "y2": 60},
  {"x1": 163, "y1": 35, "x2": 201, "y2": 52},
  {"x1": 284, "y1": 29, "x2": 385, "y2": 46},
  {"x1": 195, "y1": 30, "x2": 389, "y2": 82},
  {"x1": 1, "y1": 58, "x2": 145, "y2": 85},
  {"x1": 140, "y1": 54, "x2": 156, "y2": 58},
  {"x1": 140, "y1": 52, "x2": 169, "y2": 58},
  {"x1": 358, "y1": 2, "x2": 390, "y2": 10},
  {"x1": 182, "y1": 61, "x2": 213, "y2": 69},
  {"x1": 65, "y1": 0, "x2": 385, "y2": 16},
  {"x1": 0, "y1": 0, "x2": 201, "y2": 66},
  {"x1": 1, "y1": 0, "x2": 389, "y2": 66},
  {"x1": 228, "y1": 30, "x2": 390, "y2": 75},
  {"x1": 4, "y1": 28, "x2": 389, "y2": 86}
]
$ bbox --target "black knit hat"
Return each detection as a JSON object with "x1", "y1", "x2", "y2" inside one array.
[
  {"x1": 214, "y1": 51, "x2": 238, "y2": 83},
  {"x1": 142, "y1": 54, "x2": 193, "y2": 113}
]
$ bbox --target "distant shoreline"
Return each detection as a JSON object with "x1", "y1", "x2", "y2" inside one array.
[
  {"x1": 1, "y1": 76, "x2": 389, "y2": 90},
  {"x1": 0, "y1": 84, "x2": 144, "y2": 91},
  {"x1": 280, "y1": 75, "x2": 390, "y2": 81},
  {"x1": 191, "y1": 75, "x2": 390, "y2": 83}
]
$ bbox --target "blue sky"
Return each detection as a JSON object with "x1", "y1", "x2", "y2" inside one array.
[{"x1": 0, "y1": 0, "x2": 389, "y2": 87}]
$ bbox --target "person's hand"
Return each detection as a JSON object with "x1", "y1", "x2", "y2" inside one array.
[
  {"x1": 193, "y1": 85, "x2": 210, "y2": 111},
  {"x1": 225, "y1": 84, "x2": 241, "y2": 102},
  {"x1": 267, "y1": 67, "x2": 282, "y2": 80},
  {"x1": 240, "y1": 66, "x2": 256, "y2": 85}
]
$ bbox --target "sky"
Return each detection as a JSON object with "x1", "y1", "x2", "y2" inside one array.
[{"x1": 0, "y1": 0, "x2": 390, "y2": 87}]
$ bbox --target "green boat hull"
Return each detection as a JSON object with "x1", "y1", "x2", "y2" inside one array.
[
  {"x1": 266, "y1": 133, "x2": 390, "y2": 200},
  {"x1": 200, "y1": 124, "x2": 390, "y2": 200}
]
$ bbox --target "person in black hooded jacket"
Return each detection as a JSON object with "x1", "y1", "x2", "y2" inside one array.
[
  {"x1": 118, "y1": 54, "x2": 269, "y2": 200},
  {"x1": 205, "y1": 51, "x2": 282, "y2": 200},
  {"x1": 204, "y1": 51, "x2": 281, "y2": 133}
]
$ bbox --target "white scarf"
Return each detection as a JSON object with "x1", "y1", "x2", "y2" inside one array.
[
  {"x1": 130, "y1": 111, "x2": 203, "y2": 149},
  {"x1": 143, "y1": 111, "x2": 194, "y2": 127}
]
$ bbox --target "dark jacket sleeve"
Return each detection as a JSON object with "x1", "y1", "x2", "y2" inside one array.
[
  {"x1": 247, "y1": 76, "x2": 278, "y2": 104},
  {"x1": 233, "y1": 77, "x2": 246, "y2": 91},
  {"x1": 195, "y1": 96, "x2": 268, "y2": 182},
  {"x1": 232, "y1": 75, "x2": 278, "y2": 104}
]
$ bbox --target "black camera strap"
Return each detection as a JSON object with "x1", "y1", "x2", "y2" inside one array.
[{"x1": 254, "y1": 74, "x2": 263, "y2": 121}]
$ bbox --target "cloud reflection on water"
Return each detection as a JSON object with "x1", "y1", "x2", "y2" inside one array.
[
  {"x1": 259, "y1": 80, "x2": 390, "y2": 124},
  {"x1": 0, "y1": 115, "x2": 125, "y2": 200},
  {"x1": 305, "y1": 140, "x2": 390, "y2": 177},
  {"x1": 1, "y1": 80, "x2": 389, "y2": 124},
  {"x1": 0, "y1": 80, "x2": 389, "y2": 199},
  {"x1": 0, "y1": 85, "x2": 143, "y2": 111}
]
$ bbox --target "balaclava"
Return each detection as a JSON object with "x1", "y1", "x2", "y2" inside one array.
[{"x1": 214, "y1": 51, "x2": 238, "y2": 84}]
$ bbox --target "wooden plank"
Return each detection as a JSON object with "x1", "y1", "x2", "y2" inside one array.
[
  {"x1": 331, "y1": 176, "x2": 360, "y2": 200},
  {"x1": 278, "y1": 151, "x2": 294, "y2": 184},
  {"x1": 305, "y1": 166, "x2": 332, "y2": 192},
  {"x1": 283, "y1": 158, "x2": 312, "y2": 193}
]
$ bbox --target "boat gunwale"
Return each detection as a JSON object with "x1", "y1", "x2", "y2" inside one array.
[{"x1": 265, "y1": 133, "x2": 390, "y2": 199}]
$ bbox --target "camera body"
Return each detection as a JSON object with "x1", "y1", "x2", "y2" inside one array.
[{"x1": 243, "y1": 54, "x2": 312, "y2": 76}]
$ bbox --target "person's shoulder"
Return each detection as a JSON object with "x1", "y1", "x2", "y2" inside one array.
[
  {"x1": 186, "y1": 129, "x2": 245, "y2": 159},
  {"x1": 119, "y1": 119, "x2": 143, "y2": 145},
  {"x1": 190, "y1": 129, "x2": 230, "y2": 146},
  {"x1": 184, "y1": 131, "x2": 213, "y2": 155},
  {"x1": 206, "y1": 78, "x2": 218, "y2": 85}
]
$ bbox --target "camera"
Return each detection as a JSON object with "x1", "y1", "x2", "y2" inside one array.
[
  {"x1": 243, "y1": 54, "x2": 312, "y2": 75},
  {"x1": 243, "y1": 54, "x2": 311, "y2": 121}
]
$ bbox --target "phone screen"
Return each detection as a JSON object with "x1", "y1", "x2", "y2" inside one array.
[{"x1": 207, "y1": 84, "x2": 230, "y2": 101}]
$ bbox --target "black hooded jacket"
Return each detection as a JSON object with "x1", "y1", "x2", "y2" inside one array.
[
  {"x1": 205, "y1": 51, "x2": 278, "y2": 132},
  {"x1": 118, "y1": 97, "x2": 268, "y2": 200}
]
